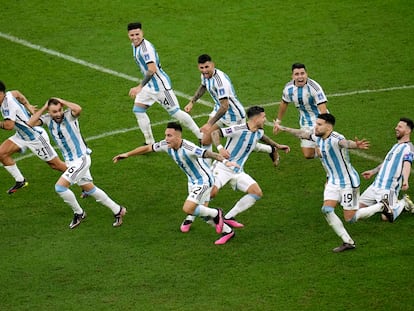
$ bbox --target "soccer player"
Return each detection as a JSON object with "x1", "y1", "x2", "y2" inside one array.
[
  {"x1": 184, "y1": 54, "x2": 280, "y2": 166},
  {"x1": 180, "y1": 106, "x2": 290, "y2": 232},
  {"x1": 273, "y1": 63, "x2": 328, "y2": 159},
  {"x1": 275, "y1": 114, "x2": 391, "y2": 253},
  {"x1": 127, "y1": 22, "x2": 202, "y2": 145},
  {"x1": 0, "y1": 81, "x2": 66, "y2": 194},
  {"x1": 357, "y1": 117, "x2": 414, "y2": 222},
  {"x1": 113, "y1": 122, "x2": 239, "y2": 245},
  {"x1": 28, "y1": 98, "x2": 127, "y2": 229}
]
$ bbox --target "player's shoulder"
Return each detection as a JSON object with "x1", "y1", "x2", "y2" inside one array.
[
  {"x1": 284, "y1": 80, "x2": 295, "y2": 89},
  {"x1": 307, "y1": 78, "x2": 324, "y2": 92}
]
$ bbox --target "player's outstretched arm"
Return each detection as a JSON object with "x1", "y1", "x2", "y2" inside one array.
[
  {"x1": 113, "y1": 145, "x2": 153, "y2": 163},
  {"x1": 276, "y1": 124, "x2": 311, "y2": 140}
]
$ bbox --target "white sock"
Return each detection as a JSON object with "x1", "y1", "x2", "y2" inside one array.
[
  {"x1": 185, "y1": 215, "x2": 196, "y2": 222},
  {"x1": 205, "y1": 218, "x2": 232, "y2": 233},
  {"x1": 353, "y1": 203, "x2": 383, "y2": 221},
  {"x1": 392, "y1": 200, "x2": 406, "y2": 220},
  {"x1": 88, "y1": 186, "x2": 121, "y2": 214},
  {"x1": 195, "y1": 205, "x2": 218, "y2": 218},
  {"x1": 172, "y1": 110, "x2": 202, "y2": 140},
  {"x1": 225, "y1": 194, "x2": 258, "y2": 219},
  {"x1": 4, "y1": 164, "x2": 25, "y2": 182},
  {"x1": 254, "y1": 143, "x2": 272, "y2": 153},
  {"x1": 324, "y1": 210, "x2": 354, "y2": 244},
  {"x1": 57, "y1": 188, "x2": 83, "y2": 214},
  {"x1": 134, "y1": 112, "x2": 155, "y2": 144}
]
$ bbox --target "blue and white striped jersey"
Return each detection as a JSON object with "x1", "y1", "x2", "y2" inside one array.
[
  {"x1": 220, "y1": 124, "x2": 264, "y2": 173},
  {"x1": 40, "y1": 110, "x2": 89, "y2": 162},
  {"x1": 201, "y1": 69, "x2": 246, "y2": 124},
  {"x1": 132, "y1": 39, "x2": 172, "y2": 91},
  {"x1": 1, "y1": 91, "x2": 44, "y2": 141},
  {"x1": 282, "y1": 78, "x2": 328, "y2": 128},
  {"x1": 153, "y1": 139, "x2": 214, "y2": 186},
  {"x1": 312, "y1": 131, "x2": 360, "y2": 188},
  {"x1": 373, "y1": 142, "x2": 414, "y2": 193}
]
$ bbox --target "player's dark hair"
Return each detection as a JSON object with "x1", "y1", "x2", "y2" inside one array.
[
  {"x1": 198, "y1": 54, "x2": 212, "y2": 64},
  {"x1": 291, "y1": 63, "x2": 306, "y2": 72},
  {"x1": 400, "y1": 117, "x2": 414, "y2": 130},
  {"x1": 247, "y1": 106, "x2": 265, "y2": 118},
  {"x1": 167, "y1": 122, "x2": 182, "y2": 132},
  {"x1": 0, "y1": 81, "x2": 6, "y2": 92},
  {"x1": 318, "y1": 113, "x2": 336, "y2": 126},
  {"x1": 47, "y1": 98, "x2": 60, "y2": 106},
  {"x1": 127, "y1": 22, "x2": 142, "y2": 31}
]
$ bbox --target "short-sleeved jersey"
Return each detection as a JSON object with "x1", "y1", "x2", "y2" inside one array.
[
  {"x1": 152, "y1": 139, "x2": 214, "y2": 186},
  {"x1": 132, "y1": 39, "x2": 172, "y2": 91},
  {"x1": 282, "y1": 78, "x2": 328, "y2": 128},
  {"x1": 312, "y1": 131, "x2": 360, "y2": 188},
  {"x1": 201, "y1": 69, "x2": 246, "y2": 124},
  {"x1": 40, "y1": 110, "x2": 89, "y2": 162},
  {"x1": 0, "y1": 91, "x2": 44, "y2": 141},
  {"x1": 373, "y1": 142, "x2": 414, "y2": 193},
  {"x1": 220, "y1": 124, "x2": 264, "y2": 173}
]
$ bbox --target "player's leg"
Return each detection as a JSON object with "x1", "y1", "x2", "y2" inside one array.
[
  {"x1": 133, "y1": 104, "x2": 154, "y2": 145},
  {"x1": 301, "y1": 138, "x2": 319, "y2": 159},
  {"x1": 351, "y1": 187, "x2": 393, "y2": 223},
  {"x1": 0, "y1": 137, "x2": 27, "y2": 193}
]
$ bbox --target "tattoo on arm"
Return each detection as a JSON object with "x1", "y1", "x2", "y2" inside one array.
[
  {"x1": 141, "y1": 70, "x2": 154, "y2": 87},
  {"x1": 191, "y1": 85, "x2": 206, "y2": 102}
]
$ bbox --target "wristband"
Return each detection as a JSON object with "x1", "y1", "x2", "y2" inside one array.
[
  {"x1": 217, "y1": 144, "x2": 224, "y2": 151},
  {"x1": 275, "y1": 119, "x2": 282, "y2": 124}
]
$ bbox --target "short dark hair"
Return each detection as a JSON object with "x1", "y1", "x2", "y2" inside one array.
[
  {"x1": 318, "y1": 113, "x2": 336, "y2": 126},
  {"x1": 0, "y1": 81, "x2": 5, "y2": 93},
  {"x1": 47, "y1": 98, "x2": 60, "y2": 106},
  {"x1": 247, "y1": 106, "x2": 265, "y2": 118},
  {"x1": 198, "y1": 54, "x2": 212, "y2": 64},
  {"x1": 400, "y1": 117, "x2": 414, "y2": 130},
  {"x1": 127, "y1": 22, "x2": 142, "y2": 31},
  {"x1": 291, "y1": 63, "x2": 306, "y2": 72},
  {"x1": 166, "y1": 122, "x2": 182, "y2": 132}
]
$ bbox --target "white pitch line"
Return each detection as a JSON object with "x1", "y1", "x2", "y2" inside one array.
[{"x1": 1, "y1": 32, "x2": 413, "y2": 171}]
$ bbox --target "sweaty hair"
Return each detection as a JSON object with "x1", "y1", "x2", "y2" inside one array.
[
  {"x1": 198, "y1": 54, "x2": 212, "y2": 64},
  {"x1": 400, "y1": 117, "x2": 414, "y2": 130},
  {"x1": 127, "y1": 22, "x2": 142, "y2": 31},
  {"x1": 247, "y1": 106, "x2": 265, "y2": 118},
  {"x1": 318, "y1": 113, "x2": 336, "y2": 126},
  {"x1": 0, "y1": 81, "x2": 6, "y2": 92},
  {"x1": 291, "y1": 63, "x2": 306, "y2": 72},
  {"x1": 167, "y1": 121, "x2": 182, "y2": 132},
  {"x1": 47, "y1": 98, "x2": 60, "y2": 106}
]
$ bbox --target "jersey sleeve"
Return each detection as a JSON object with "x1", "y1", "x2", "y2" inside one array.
[
  {"x1": 152, "y1": 140, "x2": 168, "y2": 153},
  {"x1": 142, "y1": 41, "x2": 157, "y2": 64},
  {"x1": 403, "y1": 145, "x2": 414, "y2": 164},
  {"x1": 310, "y1": 80, "x2": 328, "y2": 104}
]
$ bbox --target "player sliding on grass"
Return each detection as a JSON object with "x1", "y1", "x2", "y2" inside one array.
[
  {"x1": 184, "y1": 54, "x2": 281, "y2": 166},
  {"x1": 28, "y1": 98, "x2": 127, "y2": 229},
  {"x1": 180, "y1": 106, "x2": 290, "y2": 233},
  {"x1": 275, "y1": 113, "x2": 393, "y2": 253},
  {"x1": 113, "y1": 122, "x2": 239, "y2": 245}
]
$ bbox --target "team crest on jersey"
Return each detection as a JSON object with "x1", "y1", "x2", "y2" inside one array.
[
  {"x1": 317, "y1": 93, "x2": 324, "y2": 101},
  {"x1": 2, "y1": 109, "x2": 9, "y2": 117},
  {"x1": 144, "y1": 54, "x2": 150, "y2": 61},
  {"x1": 219, "y1": 88, "x2": 225, "y2": 96}
]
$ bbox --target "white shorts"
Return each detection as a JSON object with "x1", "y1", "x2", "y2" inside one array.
[
  {"x1": 300, "y1": 126, "x2": 317, "y2": 148},
  {"x1": 61, "y1": 154, "x2": 93, "y2": 186},
  {"x1": 186, "y1": 183, "x2": 212, "y2": 205},
  {"x1": 9, "y1": 130, "x2": 58, "y2": 162},
  {"x1": 135, "y1": 86, "x2": 180, "y2": 115},
  {"x1": 324, "y1": 183, "x2": 360, "y2": 210},
  {"x1": 212, "y1": 161, "x2": 256, "y2": 192},
  {"x1": 208, "y1": 111, "x2": 246, "y2": 128},
  {"x1": 359, "y1": 185, "x2": 398, "y2": 207}
]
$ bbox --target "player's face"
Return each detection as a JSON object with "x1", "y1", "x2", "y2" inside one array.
[
  {"x1": 198, "y1": 61, "x2": 215, "y2": 79},
  {"x1": 292, "y1": 68, "x2": 308, "y2": 87},
  {"x1": 254, "y1": 112, "x2": 266, "y2": 128},
  {"x1": 0, "y1": 92, "x2": 5, "y2": 103},
  {"x1": 165, "y1": 128, "x2": 182, "y2": 149},
  {"x1": 314, "y1": 118, "x2": 331, "y2": 138},
  {"x1": 395, "y1": 121, "x2": 411, "y2": 140},
  {"x1": 48, "y1": 104, "x2": 65, "y2": 123},
  {"x1": 128, "y1": 28, "x2": 144, "y2": 47}
]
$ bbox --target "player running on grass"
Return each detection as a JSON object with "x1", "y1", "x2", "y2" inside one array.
[
  {"x1": 113, "y1": 122, "x2": 239, "y2": 245},
  {"x1": 0, "y1": 81, "x2": 66, "y2": 194},
  {"x1": 180, "y1": 106, "x2": 290, "y2": 233},
  {"x1": 28, "y1": 98, "x2": 127, "y2": 229}
]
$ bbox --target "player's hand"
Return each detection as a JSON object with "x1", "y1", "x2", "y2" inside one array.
[
  {"x1": 112, "y1": 153, "x2": 128, "y2": 163},
  {"x1": 129, "y1": 86, "x2": 142, "y2": 98},
  {"x1": 219, "y1": 148, "x2": 231, "y2": 159},
  {"x1": 184, "y1": 101, "x2": 193, "y2": 113},
  {"x1": 355, "y1": 137, "x2": 370, "y2": 149},
  {"x1": 402, "y1": 181, "x2": 409, "y2": 191},
  {"x1": 273, "y1": 121, "x2": 282, "y2": 134},
  {"x1": 361, "y1": 170, "x2": 374, "y2": 179},
  {"x1": 224, "y1": 160, "x2": 239, "y2": 169},
  {"x1": 277, "y1": 144, "x2": 290, "y2": 153}
]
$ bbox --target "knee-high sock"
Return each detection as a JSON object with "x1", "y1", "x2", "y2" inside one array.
[
  {"x1": 4, "y1": 164, "x2": 25, "y2": 182},
  {"x1": 85, "y1": 186, "x2": 121, "y2": 214},
  {"x1": 172, "y1": 110, "x2": 202, "y2": 140},
  {"x1": 134, "y1": 110, "x2": 154, "y2": 145},
  {"x1": 322, "y1": 206, "x2": 354, "y2": 244},
  {"x1": 55, "y1": 185, "x2": 83, "y2": 214},
  {"x1": 353, "y1": 202, "x2": 383, "y2": 222},
  {"x1": 254, "y1": 143, "x2": 272, "y2": 153},
  {"x1": 225, "y1": 194, "x2": 260, "y2": 219},
  {"x1": 392, "y1": 200, "x2": 406, "y2": 221}
]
